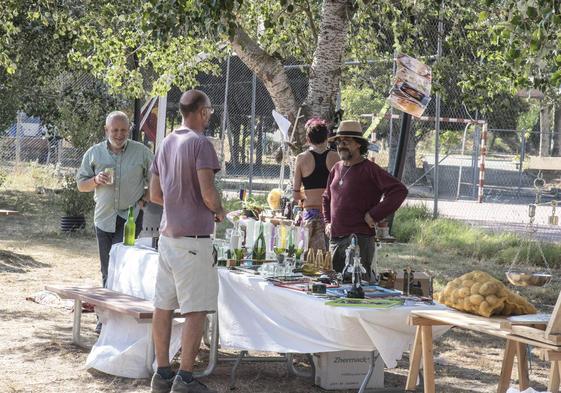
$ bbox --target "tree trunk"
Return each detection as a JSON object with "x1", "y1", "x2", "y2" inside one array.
[
  {"x1": 552, "y1": 106, "x2": 561, "y2": 156},
  {"x1": 230, "y1": 28, "x2": 299, "y2": 131},
  {"x1": 539, "y1": 104, "x2": 552, "y2": 157},
  {"x1": 303, "y1": 0, "x2": 354, "y2": 131}
]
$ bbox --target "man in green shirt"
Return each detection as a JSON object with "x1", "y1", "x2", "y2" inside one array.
[{"x1": 76, "y1": 111, "x2": 153, "y2": 331}]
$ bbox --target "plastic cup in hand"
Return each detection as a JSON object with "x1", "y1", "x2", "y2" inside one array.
[{"x1": 104, "y1": 167, "x2": 114, "y2": 185}]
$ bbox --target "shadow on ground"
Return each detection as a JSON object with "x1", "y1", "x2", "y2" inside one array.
[{"x1": 0, "y1": 249, "x2": 50, "y2": 273}]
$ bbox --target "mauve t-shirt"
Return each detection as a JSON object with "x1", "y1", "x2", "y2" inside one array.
[{"x1": 151, "y1": 129, "x2": 220, "y2": 237}]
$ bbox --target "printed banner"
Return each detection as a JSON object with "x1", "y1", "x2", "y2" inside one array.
[{"x1": 388, "y1": 54, "x2": 432, "y2": 117}]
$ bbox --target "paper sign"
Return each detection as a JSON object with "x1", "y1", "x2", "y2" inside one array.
[
  {"x1": 388, "y1": 54, "x2": 432, "y2": 118},
  {"x1": 272, "y1": 110, "x2": 291, "y2": 141}
]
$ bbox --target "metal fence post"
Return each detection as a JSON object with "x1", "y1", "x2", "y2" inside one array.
[
  {"x1": 433, "y1": 2, "x2": 444, "y2": 218},
  {"x1": 220, "y1": 55, "x2": 231, "y2": 175},
  {"x1": 517, "y1": 128, "x2": 526, "y2": 195},
  {"x1": 15, "y1": 111, "x2": 23, "y2": 167},
  {"x1": 248, "y1": 71, "x2": 256, "y2": 196},
  {"x1": 471, "y1": 125, "x2": 481, "y2": 200}
]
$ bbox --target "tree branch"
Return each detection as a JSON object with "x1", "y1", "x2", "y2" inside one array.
[
  {"x1": 303, "y1": 0, "x2": 318, "y2": 43},
  {"x1": 230, "y1": 26, "x2": 299, "y2": 125}
]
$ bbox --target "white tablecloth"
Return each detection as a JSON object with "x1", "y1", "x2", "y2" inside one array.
[
  {"x1": 86, "y1": 240, "x2": 449, "y2": 377},
  {"x1": 218, "y1": 270, "x2": 449, "y2": 368},
  {"x1": 86, "y1": 239, "x2": 184, "y2": 378}
]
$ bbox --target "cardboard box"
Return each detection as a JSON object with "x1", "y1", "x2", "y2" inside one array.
[
  {"x1": 313, "y1": 350, "x2": 384, "y2": 390},
  {"x1": 395, "y1": 271, "x2": 431, "y2": 297}
]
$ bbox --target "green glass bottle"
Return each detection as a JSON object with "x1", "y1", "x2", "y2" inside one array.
[
  {"x1": 252, "y1": 222, "x2": 266, "y2": 261},
  {"x1": 124, "y1": 206, "x2": 136, "y2": 246}
]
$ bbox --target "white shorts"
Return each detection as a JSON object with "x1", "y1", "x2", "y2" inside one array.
[{"x1": 154, "y1": 235, "x2": 218, "y2": 314}]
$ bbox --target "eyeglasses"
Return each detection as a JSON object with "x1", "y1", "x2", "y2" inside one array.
[{"x1": 203, "y1": 106, "x2": 214, "y2": 114}]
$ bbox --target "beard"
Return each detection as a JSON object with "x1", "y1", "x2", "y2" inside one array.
[
  {"x1": 108, "y1": 136, "x2": 126, "y2": 149},
  {"x1": 338, "y1": 148, "x2": 352, "y2": 161}
]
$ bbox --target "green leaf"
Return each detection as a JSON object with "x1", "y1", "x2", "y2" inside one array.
[
  {"x1": 478, "y1": 11, "x2": 489, "y2": 22},
  {"x1": 551, "y1": 69, "x2": 561, "y2": 84},
  {"x1": 526, "y1": 6, "x2": 538, "y2": 20},
  {"x1": 510, "y1": 14, "x2": 522, "y2": 26}
]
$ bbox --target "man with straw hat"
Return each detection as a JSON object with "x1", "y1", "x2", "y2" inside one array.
[{"x1": 322, "y1": 120, "x2": 408, "y2": 280}]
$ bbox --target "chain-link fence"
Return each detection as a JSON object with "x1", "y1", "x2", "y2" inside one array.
[
  {"x1": 2, "y1": 14, "x2": 561, "y2": 238},
  {"x1": 0, "y1": 113, "x2": 88, "y2": 172}
]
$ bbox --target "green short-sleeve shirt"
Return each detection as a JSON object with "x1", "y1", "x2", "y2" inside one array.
[{"x1": 76, "y1": 139, "x2": 154, "y2": 232}]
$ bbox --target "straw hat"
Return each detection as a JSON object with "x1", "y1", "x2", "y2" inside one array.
[{"x1": 328, "y1": 120, "x2": 368, "y2": 142}]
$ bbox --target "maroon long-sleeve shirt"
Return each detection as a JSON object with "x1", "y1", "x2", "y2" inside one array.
[{"x1": 322, "y1": 159, "x2": 408, "y2": 238}]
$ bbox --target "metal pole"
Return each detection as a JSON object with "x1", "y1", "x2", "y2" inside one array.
[
  {"x1": 518, "y1": 129, "x2": 526, "y2": 195},
  {"x1": 391, "y1": 113, "x2": 412, "y2": 180},
  {"x1": 15, "y1": 111, "x2": 23, "y2": 166},
  {"x1": 220, "y1": 55, "x2": 231, "y2": 175},
  {"x1": 388, "y1": 51, "x2": 396, "y2": 163},
  {"x1": 433, "y1": 4, "x2": 443, "y2": 218},
  {"x1": 249, "y1": 72, "x2": 256, "y2": 196},
  {"x1": 456, "y1": 124, "x2": 470, "y2": 199},
  {"x1": 132, "y1": 54, "x2": 141, "y2": 141},
  {"x1": 471, "y1": 125, "x2": 481, "y2": 199}
]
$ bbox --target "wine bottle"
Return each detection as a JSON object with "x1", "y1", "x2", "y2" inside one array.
[
  {"x1": 124, "y1": 206, "x2": 136, "y2": 246},
  {"x1": 252, "y1": 222, "x2": 266, "y2": 261}
]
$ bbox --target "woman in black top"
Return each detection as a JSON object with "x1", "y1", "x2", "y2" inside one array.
[{"x1": 292, "y1": 118, "x2": 340, "y2": 251}]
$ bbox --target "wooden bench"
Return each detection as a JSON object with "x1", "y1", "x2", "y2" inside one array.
[
  {"x1": 46, "y1": 285, "x2": 219, "y2": 378},
  {"x1": 46, "y1": 285, "x2": 182, "y2": 346},
  {"x1": 527, "y1": 156, "x2": 561, "y2": 172},
  {"x1": 0, "y1": 209, "x2": 18, "y2": 216},
  {"x1": 46, "y1": 285, "x2": 184, "y2": 374},
  {"x1": 406, "y1": 300, "x2": 561, "y2": 393}
]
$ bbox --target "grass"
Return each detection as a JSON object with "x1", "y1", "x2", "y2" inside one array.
[{"x1": 394, "y1": 204, "x2": 561, "y2": 268}]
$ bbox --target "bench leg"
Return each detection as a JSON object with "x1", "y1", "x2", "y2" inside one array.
[
  {"x1": 421, "y1": 325, "x2": 435, "y2": 393},
  {"x1": 72, "y1": 299, "x2": 82, "y2": 346},
  {"x1": 406, "y1": 326, "x2": 423, "y2": 391},
  {"x1": 549, "y1": 361, "x2": 560, "y2": 393},
  {"x1": 515, "y1": 342, "x2": 529, "y2": 391},
  {"x1": 497, "y1": 339, "x2": 516, "y2": 393}
]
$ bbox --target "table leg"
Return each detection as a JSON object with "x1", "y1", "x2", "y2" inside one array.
[
  {"x1": 146, "y1": 324, "x2": 155, "y2": 375},
  {"x1": 229, "y1": 350, "x2": 247, "y2": 389},
  {"x1": 406, "y1": 326, "x2": 423, "y2": 391},
  {"x1": 357, "y1": 350, "x2": 379, "y2": 393},
  {"x1": 515, "y1": 342, "x2": 529, "y2": 391},
  {"x1": 497, "y1": 339, "x2": 516, "y2": 393},
  {"x1": 194, "y1": 313, "x2": 219, "y2": 378},
  {"x1": 421, "y1": 326, "x2": 435, "y2": 393},
  {"x1": 548, "y1": 361, "x2": 560, "y2": 393},
  {"x1": 72, "y1": 299, "x2": 82, "y2": 346}
]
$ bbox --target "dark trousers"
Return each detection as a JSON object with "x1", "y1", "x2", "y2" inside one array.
[
  {"x1": 330, "y1": 234, "x2": 376, "y2": 281},
  {"x1": 95, "y1": 211, "x2": 143, "y2": 287}
]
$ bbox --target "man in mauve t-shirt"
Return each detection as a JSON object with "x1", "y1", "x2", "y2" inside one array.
[
  {"x1": 149, "y1": 90, "x2": 224, "y2": 393},
  {"x1": 322, "y1": 120, "x2": 408, "y2": 280}
]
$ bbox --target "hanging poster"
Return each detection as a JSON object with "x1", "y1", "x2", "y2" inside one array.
[{"x1": 388, "y1": 54, "x2": 432, "y2": 118}]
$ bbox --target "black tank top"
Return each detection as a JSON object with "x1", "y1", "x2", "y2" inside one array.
[{"x1": 301, "y1": 150, "x2": 330, "y2": 190}]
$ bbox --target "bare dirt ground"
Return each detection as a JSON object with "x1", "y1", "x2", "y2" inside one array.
[{"x1": 0, "y1": 185, "x2": 559, "y2": 393}]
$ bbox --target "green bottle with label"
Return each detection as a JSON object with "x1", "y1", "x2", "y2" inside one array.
[{"x1": 124, "y1": 206, "x2": 136, "y2": 246}]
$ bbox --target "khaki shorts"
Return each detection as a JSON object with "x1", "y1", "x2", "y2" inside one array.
[{"x1": 154, "y1": 235, "x2": 218, "y2": 314}]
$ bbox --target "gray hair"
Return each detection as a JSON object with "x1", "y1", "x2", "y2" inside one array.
[{"x1": 105, "y1": 111, "x2": 129, "y2": 126}]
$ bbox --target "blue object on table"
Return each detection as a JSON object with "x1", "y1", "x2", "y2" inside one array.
[{"x1": 327, "y1": 285, "x2": 401, "y2": 298}]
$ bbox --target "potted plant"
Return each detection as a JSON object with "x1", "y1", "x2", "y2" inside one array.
[{"x1": 59, "y1": 173, "x2": 95, "y2": 232}]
